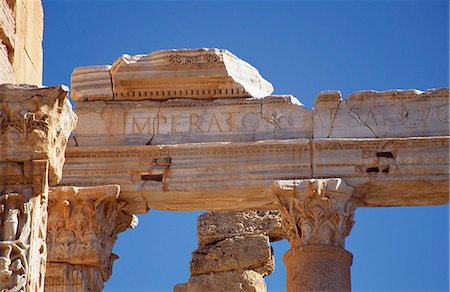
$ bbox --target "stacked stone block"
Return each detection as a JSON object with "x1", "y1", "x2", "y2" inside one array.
[{"x1": 175, "y1": 211, "x2": 284, "y2": 292}]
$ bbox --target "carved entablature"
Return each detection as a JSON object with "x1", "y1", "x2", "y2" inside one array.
[
  {"x1": 0, "y1": 84, "x2": 77, "y2": 183},
  {"x1": 46, "y1": 185, "x2": 137, "y2": 282},
  {"x1": 273, "y1": 178, "x2": 355, "y2": 249}
]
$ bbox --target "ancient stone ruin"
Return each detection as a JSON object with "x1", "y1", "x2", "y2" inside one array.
[{"x1": 0, "y1": 2, "x2": 449, "y2": 291}]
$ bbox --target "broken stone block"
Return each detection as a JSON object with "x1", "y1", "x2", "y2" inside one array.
[
  {"x1": 197, "y1": 211, "x2": 285, "y2": 246},
  {"x1": 190, "y1": 235, "x2": 274, "y2": 276},
  {"x1": 186, "y1": 270, "x2": 266, "y2": 292}
]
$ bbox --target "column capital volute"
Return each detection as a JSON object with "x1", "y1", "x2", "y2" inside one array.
[{"x1": 273, "y1": 178, "x2": 355, "y2": 249}]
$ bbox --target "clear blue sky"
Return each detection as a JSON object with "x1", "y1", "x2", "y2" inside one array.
[{"x1": 43, "y1": 1, "x2": 449, "y2": 291}]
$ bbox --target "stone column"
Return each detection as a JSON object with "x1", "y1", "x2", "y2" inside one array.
[
  {"x1": 44, "y1": 185, "x2": 137, "y2": 292},
  {"x1": 175, "y1": 211, "x2": 285, "y2": 292},
  {"x1": 0, "y1": 84, "x2": 76, "y2": 292},
  {"x1": 273, "y1": 178, "x2": 355, "y2": 292}
]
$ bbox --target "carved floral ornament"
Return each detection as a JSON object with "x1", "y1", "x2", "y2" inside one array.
[
  {"x1": 46, "y1": 186, "x2": 137, "y2": 282},
  {"x1": 166, "y1": 53, "x2": 221, "y2": 66},
  {"x1": 0, "y1": 110, "x2": 49, "y2": 138},
  {"x1": 273, "y1": 178, "x2": 355, "y2": 249}
]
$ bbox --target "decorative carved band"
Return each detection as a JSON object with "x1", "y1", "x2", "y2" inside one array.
[
  {"x1": 167, "y1": 53, "x2": 222, "y2": 65},
  {"x1": 273, "y1": 178, "x2": 355, "y2": 249},
  {"x1": 0, "y1": 110, "x2": 50, "y2": 137}
]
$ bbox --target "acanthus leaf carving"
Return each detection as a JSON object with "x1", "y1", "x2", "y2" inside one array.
[{"x1": 274, "y1": 178, "x2": 355, "y2": 249}]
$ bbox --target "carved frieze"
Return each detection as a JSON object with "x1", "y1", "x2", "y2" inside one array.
[
  {"x1": 273, "y1": 178, "x2": 355, "y2": 249},
  {"x1": 46, "y1": 185, "x2": 137, "y2": 290}
]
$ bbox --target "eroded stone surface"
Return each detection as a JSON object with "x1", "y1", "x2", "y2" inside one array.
[
  {"x1": 314, "y1": 88, "x2": 449, "y2": 138},
  {"x1": 45, "y1": 185, "x2": 137, "y2": 291},
  {"x1": 274, "y1": 178, "x2": 355, "y2": 249},
  {"x1": 71, "y1": 95, "x2": 311, "y2": 147},
  {"x1": 197, "y1": 211, "x2": 284, "y2": 245},
  {"x1": 190, "y1": 235, "x2": 273, "y2": 276},
  {"x1": 0, "y1": 84, "x2": 76, "y2": 292},
  {"x1": 0, "y1": 84, "x2": 77, "y2": 183},
  {"x1": 186, "y1": 270, "x2": 266, "y2": 292},
  {"x1": 72, "y1": 48, "x2": 274, "y2": 102}
]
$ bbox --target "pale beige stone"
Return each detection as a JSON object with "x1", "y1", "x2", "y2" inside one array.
[
  {"x1": 0, "y1": 84, "x2": 78, "y2": 183},
  {"x1": 190, "y1": 235, "x2": 274, "y2": 276},
  {"x1": 274, "y1": 178, "x2": 355, "y2": 292},
  {"x1": 0, "y1": 40, "x2": 13, "y2": 83},
  {"x1": 186, "y1": 270, "x2": 266, "y2": 292},
  {"x1": 71, "y1": 95, "x2": 312, "y2": 147},
  {"x1": 60, "y1": 136, "x2": 449, "y2": 214},
  {"x1": 12, "y1": 0, "x2": 43, "y2": 85},
  {"x1": 45, "y1": 185, "x2": 137, "y2": 292},
  {"x1": 273, "y1": 178, "x2": 354, "y2": 249},
  {"x1": 314, "y1": 88, "x2": 449, "y2": 138},
  {"x1": 197, "y1": 211, "x2": 285, "y2": 246},
  {"x1": 0, "y1": 84, "x2": 76, "y2": 292},
  {"x1": 71, "y1": 65, "x2": 113, "y2": 102},
  {"x1": 72, "y1": 48, "x2": 274, "y2": 102},
  {"x1": 0, "y1": 0, "x2": 15, "y2": 58},
  {"x1": 284, "y1": 246, "x2": 352, "y2": 292}
]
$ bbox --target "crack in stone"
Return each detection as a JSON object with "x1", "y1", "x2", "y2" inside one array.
[
  {"x1": 326, "y1": 100, "x2": 342, "y2": 138},
  {"x1": 146, "y1": 101, "x2": 162, "y2": 145},
  {"x1": 259, "y1": 102, "x2": 279, "y2": 139},
  {"x1": 348, "y1": 107, "x2": 379, "y2": 138}
]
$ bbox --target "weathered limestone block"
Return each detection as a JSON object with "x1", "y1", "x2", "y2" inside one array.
[
  {"x1": 314, "y1": 88, "x2": 449, "y2": 138},
  {"x1": 273, "y1": 178, "x2": 355, "y2": 292},
  {"x1": 190, "y1": 235, "x2": 274, "y2": 276},
  {"x1": 0, "y1": 84, "x2": 76, "y2": 292},
  {"x1": 13, "y1": 0, "x2": 44, "y2": 85},
  {"x1": 72, "y1": 48, "x2": 274, "y2": 102},
  {"x1": 71, "y1": 65, "x2": 113, "y2": 101},
  {"x1": 197, "y1": 210, "x2": 285, "y2": 246},
  {"x1": 45, "y1": 185, "x2": 137, "y2": 292},
  {"x1": 71, "y1": 95, "x2": 312, "y2": 147},
  {"x1": 61, "y1": 140, "x2": 311, "y2": 214},
  {"x1": 313, "y1": 137, "x2": 449, "y2": 207},
  {"x1": 186, "y1": 270, "x2": 266, "y2": 292},
  {"x1": 176, "y1": 211, "x2": 277, "y2": 292}
]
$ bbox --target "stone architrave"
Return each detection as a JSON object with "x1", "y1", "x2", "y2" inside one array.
[
  {"x1": 0, "y1": 84, "x2": 77, "y2": 292},
  {"x1": 273, "y1": 178, "x2": 355, "y2": 292},
  {"x1": 44, "y1": 185, "x2": 137, "y2": 292},
  {"x1": 175, "y1": 211, "x2": 285, "y2": 292}
]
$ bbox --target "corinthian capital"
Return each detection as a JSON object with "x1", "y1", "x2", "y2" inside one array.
[
  {"x1": 0, "y1": 84, "x2": 77, "y2": 183},
  {"x1": 273, "y1": 178, "x2": 355, "y2": 249},
  {"x1": 46, "y1": 185, "x2": 137, "y2": 289}
]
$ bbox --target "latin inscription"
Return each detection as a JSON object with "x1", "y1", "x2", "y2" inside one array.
[
  {"x1": 315, "y1": 101, "x2": 449, "y2": 129},
  {"x1": 125, "y1": 109, "x2": 308, "y2": 135}
]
